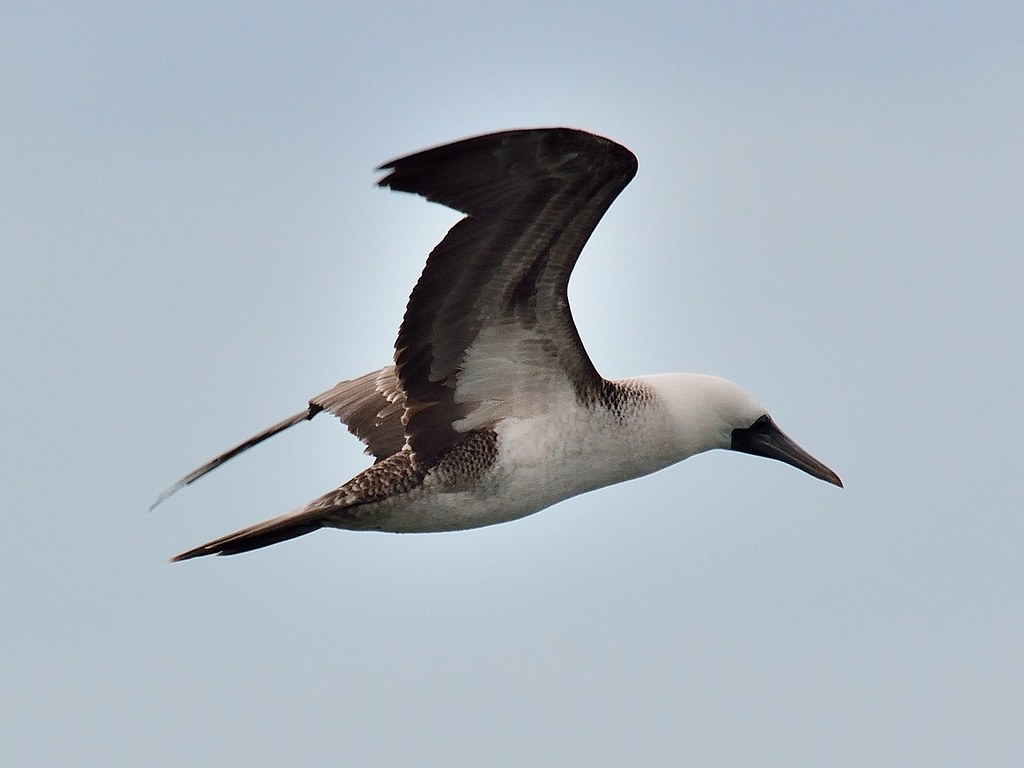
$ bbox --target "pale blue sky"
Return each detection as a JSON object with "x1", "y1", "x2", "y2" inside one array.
[{"x1": 3, "y1": 2, "x2": 1022, "y2": 766}]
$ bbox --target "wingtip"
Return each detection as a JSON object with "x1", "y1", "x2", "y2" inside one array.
[
  {"x1": 375, "y1": 162, "x2": 400, "y2": 190},
  {"x1": 149, "y1": 481, "x2": 185, "y2": 512}
]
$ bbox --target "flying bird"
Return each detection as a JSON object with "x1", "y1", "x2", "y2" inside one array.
[{"x1": 156, "y1": 128, "x2": 841, "y2": 561}]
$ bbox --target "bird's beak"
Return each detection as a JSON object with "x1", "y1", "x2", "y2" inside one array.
[{"x1": 731, "y1": 416, "x2": 843, "y2": 487}]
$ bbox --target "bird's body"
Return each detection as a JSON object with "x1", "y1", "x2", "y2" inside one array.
[{"x1": 157, "y1": 128, "x2": 841, "y2": 561}]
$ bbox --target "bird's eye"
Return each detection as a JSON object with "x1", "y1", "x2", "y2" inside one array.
[{"x1": 753, "y1": 414, "x2": 771, "y2": 429}]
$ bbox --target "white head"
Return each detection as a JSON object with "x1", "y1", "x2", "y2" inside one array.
[{"x1": 639, "y1": 373, "x2": 842, "y2": 486}]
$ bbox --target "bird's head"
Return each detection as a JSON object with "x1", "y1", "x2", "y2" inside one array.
[{"x1": 641, "y1": 373, "x2": 842, "y2": 487}]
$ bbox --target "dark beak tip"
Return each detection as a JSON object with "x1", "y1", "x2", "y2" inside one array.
[{"x1": 818, "y1": 465, "x2": 843, "y2": 488}]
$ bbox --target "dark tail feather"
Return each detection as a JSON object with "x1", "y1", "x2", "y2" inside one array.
[
  {"x1": 150, "y1": 406, "x2": 321, "y2": 511},
  {"x1": 170, "y1": 509, "x2": 325, "y2": 561}
]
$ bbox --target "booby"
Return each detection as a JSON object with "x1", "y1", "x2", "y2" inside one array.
[{"x1": 157, "y1": 128, "x2": 841, "y2": 561}]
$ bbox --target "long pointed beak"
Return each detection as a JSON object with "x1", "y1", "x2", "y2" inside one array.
[{"x1": 731, "y1": 416, "x2": 843, "y2": 487}]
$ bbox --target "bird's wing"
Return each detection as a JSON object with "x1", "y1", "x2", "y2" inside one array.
[
  {"x1": 153, "y1": 128, "x2": 636, "y2": 507},
  {"x1": 150, "y1": 366, "x2": 401, "y2": 509},
  {"x1": 311, "y1": 365, "x2": 406, "y2": 460},
  {"x1": 377, "y1": 127, "x2": 638, "y2": 464}
]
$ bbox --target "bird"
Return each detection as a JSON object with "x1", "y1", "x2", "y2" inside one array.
[{"x1": 155, "y1": 127, "x2": 842, "y2": 561}]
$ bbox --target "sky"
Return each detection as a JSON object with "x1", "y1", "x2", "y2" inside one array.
[{"x1": 2, "y1": 2, "x2": 1023, "y2": 765}]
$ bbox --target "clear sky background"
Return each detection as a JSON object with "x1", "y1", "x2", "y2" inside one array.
[{"x1": 3, "y1": 2, "x2": 1022, "y2": 766}]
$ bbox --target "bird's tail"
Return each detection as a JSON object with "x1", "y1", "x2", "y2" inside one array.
[{"x1": 170, "y1": 507, "x2": 324, "y2": 561}]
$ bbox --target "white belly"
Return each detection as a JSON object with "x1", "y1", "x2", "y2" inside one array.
[{"x1": 361, "y1": 406, "x2": 676, "y2": 533}]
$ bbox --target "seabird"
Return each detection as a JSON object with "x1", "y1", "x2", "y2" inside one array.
[{"x1": 156, "y1": 127, "x2": 841, "y2": 561}]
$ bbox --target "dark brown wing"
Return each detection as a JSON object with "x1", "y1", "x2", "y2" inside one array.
[
  {"x1": 311, "y1": 365, "x2": 406, "y2": 461},
  {"x1": 377, "y1": 128, "x2": 638, "y2": 464},
  {"x1": 150, "y1": 366, "x2": 403, "y2": 510}
]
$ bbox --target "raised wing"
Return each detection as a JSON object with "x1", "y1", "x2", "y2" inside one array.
[
  {"x1": 378, "y1": 128, "x2": 638, "y2": 464},
  {"x1": 152, "y1": 128, "x2": 637, "y2": 509}
]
